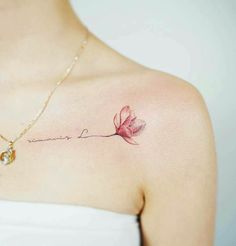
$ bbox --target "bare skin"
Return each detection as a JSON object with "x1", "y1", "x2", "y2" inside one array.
[{"x1": 0, "y1": 1, "x2": 217, "y2": 245}]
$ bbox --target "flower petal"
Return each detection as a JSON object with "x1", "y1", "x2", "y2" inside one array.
[
  {"x1": 131, "y1": 119, "x2": 146, "y2": 136},
  {"x1": 130, "y1": 116, "x2": 137, "y2": 126},
  {"x1": 122, "y1": 110, "x2": 136, "y2": 127},
  {"x1": 113, "y1": 113, "x2": 120, "y2": 130},
  {"x1": 122, "y1": 136, "x2": 139, "y2": 145},
  {"x1": 117, "y1": 125, "x2": 133, "y2": 138},
  {"x1": 119, "y1": 105, "x2": 130, "y2": 125}
]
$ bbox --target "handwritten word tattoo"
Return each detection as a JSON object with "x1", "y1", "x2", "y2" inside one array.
[{"x1": 27, "y1": 105, "x2": 146, "y2": 145}]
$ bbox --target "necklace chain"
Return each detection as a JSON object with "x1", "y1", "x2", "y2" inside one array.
[{"x1": 0, "y1": 26, "x2": 90, "y2": 146}]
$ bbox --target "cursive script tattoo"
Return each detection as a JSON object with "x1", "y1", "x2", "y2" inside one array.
[
  {"x1": 27, "y1": 128, "x2": 117, "y2": 143},
  {"x1": 27, "y1": 105, "x2": 146, "y2": 145},
  {"x1": 27, "y1": 135, "x2": 73, "y2": 143}
]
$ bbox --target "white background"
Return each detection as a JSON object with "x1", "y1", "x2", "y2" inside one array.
[{"x1": 70, "y1": 0, "x2": 236, "y2": 245}]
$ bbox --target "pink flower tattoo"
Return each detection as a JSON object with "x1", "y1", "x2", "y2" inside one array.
[
  {"x1": 79, "y1": 105, "x2": 146, "y2": 145},
  {"x1": 113, "y1": 105, "x2": 146, "y2": 145}
]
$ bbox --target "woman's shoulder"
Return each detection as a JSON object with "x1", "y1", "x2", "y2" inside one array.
[
  {"x1": 120, "y1": 65, "x2": 214, "y2": 159},
  {"x1": 123, "y1": 64, "x2": 214, "y2": 155},
  {"x1": 115, "y1": 65, "x2": 207, "y2": 126},
  {"x1": 127, "y1": 67, "x2": 217, "y2": 245},
  {"x1": 71, "y1": 33, "x2": 213, "y2": 164},
  {"x1": 82, "y1": 54, "x2": 214, "y2": 174},
  {"x1": 123, "y1": 65, "x2": 203, "y2": 102},
  {"x1": 105, "y1": 57, "x2": 214, "y2": 167}
]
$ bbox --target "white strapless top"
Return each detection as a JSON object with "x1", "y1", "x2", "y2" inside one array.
[{"x1": 0, "y1": 200, "x2": 141, "y2": 246}]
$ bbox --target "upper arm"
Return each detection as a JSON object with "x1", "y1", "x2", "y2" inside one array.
[{"x1": 138, "y1": 76, "x2": 217, "y2": 246}]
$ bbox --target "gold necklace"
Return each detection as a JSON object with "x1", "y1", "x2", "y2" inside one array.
[{"x1": 0, "y1": 26, "x2": 90, "y2": 166}]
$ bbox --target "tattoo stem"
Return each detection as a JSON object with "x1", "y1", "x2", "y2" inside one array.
[{"x1": 78, "y1": 133, "x2": 117, "y2": 138}]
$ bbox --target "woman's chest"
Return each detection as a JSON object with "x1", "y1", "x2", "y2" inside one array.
[
  {"x1": 0, "y1": 89, "x2": 144, "y2": 215},
  {"x1": 0, "y1": 75, "x2": 148, "y2": 215}
]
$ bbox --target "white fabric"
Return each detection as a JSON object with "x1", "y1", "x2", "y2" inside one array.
[{"x1": 0, "y1": 200, "x2": 141, "y2": 246}]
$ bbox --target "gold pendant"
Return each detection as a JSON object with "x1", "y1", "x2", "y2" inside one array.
[{"x1": 0, "y1": 142, "x2": 16, "y2": 165}]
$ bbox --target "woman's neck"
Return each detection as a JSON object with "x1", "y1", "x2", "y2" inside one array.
[{"x1": 0, "y1": 0, "x2": 87, "y2": 86}]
